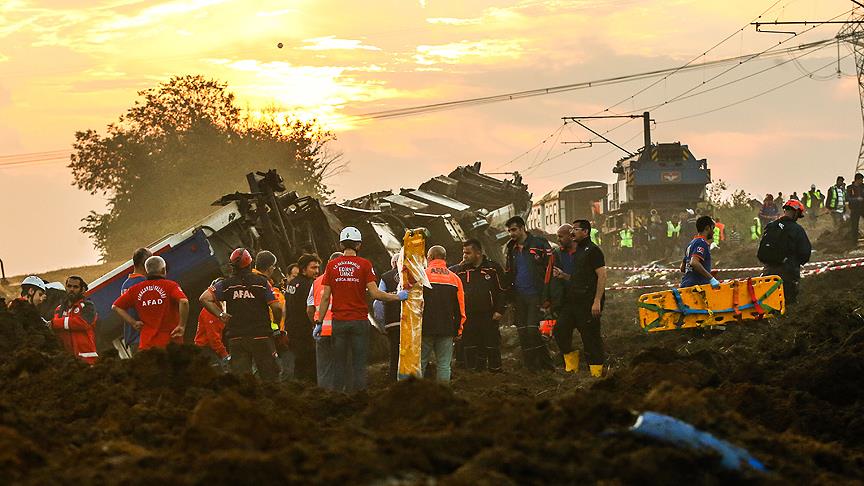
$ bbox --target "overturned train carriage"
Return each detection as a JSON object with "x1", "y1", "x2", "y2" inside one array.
[{"x1": 87, "y1": 162, "x2": 531, "y2": 353}]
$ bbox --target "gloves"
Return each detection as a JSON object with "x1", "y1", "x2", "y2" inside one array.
[
  {"x1": 396, "y1": 290, "x2": 409, "y2": 301},
  {"x1": 312, "y1": 322, "x2": 323, "y2": 340},
  {"x1": 709, "y1": 277, "x2": 721, "y2": 289}
]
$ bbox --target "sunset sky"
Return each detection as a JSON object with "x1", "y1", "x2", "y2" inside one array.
[{"x1": 1, "y1": 0, "x2": 861, "y2": 276}]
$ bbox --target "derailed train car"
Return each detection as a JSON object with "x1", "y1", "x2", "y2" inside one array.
[{"x1": 86, "y1": 162, "x2": 531, "y2": 352}]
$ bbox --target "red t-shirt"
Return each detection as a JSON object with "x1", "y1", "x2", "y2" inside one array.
[
  {"x1": 113, "y1": 277, "x2": 187, "y2": 350},
  {"x1": 322, "y1": 255, "x2": 376, "y2": 321}
]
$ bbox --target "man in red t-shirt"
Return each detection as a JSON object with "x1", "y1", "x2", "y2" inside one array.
[
  {"x1": 316, "y1": 227, "x2": 407, "y2": 392},
  {"x1": 112, "y1": 256, "x2": 189, "y2": 351}
]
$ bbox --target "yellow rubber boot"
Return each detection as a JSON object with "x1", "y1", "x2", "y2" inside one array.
[
  {"x1": 589, "y1": 364, "x2": 604, "y2": 378},
  {"x1": 563, "y1": 351, "x2": 579, "y2": 372}
]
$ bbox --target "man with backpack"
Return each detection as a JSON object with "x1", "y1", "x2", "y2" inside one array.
[{"x1": 757, "y1": 199, "x2": 812, "y2": 305}]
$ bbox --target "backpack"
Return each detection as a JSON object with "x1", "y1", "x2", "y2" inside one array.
[{"x1": 757, "y1": 221, "x2": 787, "y2": 265}]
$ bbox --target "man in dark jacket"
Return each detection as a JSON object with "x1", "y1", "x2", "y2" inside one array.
[
  {"x1": 452, "y1": 239, "x2": 506, "y2": 372},
  {"x1": 421, "y1": 246, "x2": 465, "y2": 382},
  {"x1": 760, "y1": 200, "x2": 812, "y2": 305},
  {"x1": 374, "y1": 254, "x2": 402, "y2": 381},
  {"x1": 284, "y1": 253, "x2": 321, "y2": 382},
  {"x1": 504, "y1": 216, "x2": 554, "y2": 371},
  {"x1": 849, "y1": 173, "x2": 864, "y2": 244}
]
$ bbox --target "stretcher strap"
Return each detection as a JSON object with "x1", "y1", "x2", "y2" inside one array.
[
  {"x1": 731, "y1": 281, "x2": 741, "y2": 317},
  {"x1": 747, "y1": 278, "x2": 764, "y2": 317}
]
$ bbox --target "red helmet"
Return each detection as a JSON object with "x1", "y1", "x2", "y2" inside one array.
[
  {"x1": 229, "y1": 248, "x2": 253, "y2": 268},
  {"x1": 783, "y1": 199, "x2": 805, "y2": 216}
]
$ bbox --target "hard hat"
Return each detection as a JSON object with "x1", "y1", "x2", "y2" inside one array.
[
  {"x1": 45, "y1": 281, "x2": 65, "y2": 291},
  {"x1": 21, "y1": 276, "x2": 46, "y2": 292},
  {"x1": 810, "y1": 184, "x2": 816, "y2": 190},
  {"x1": 339, "y1": 226, "x2": 362, "y2": 242},
  {"x1": 783, "y1": 199, "x2": 805, "y2": 216},
  {"x1": 229, "y1": 248, "x2": 253, "y2": 268}
]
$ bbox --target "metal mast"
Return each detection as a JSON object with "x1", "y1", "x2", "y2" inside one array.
[{"x1": 839, "y1": 8, "x2": 864, "y2": 173}]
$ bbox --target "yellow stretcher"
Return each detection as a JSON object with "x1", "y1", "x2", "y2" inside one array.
[
  {"x1": 397, "y1": 228, "x2": 428, "y2": 380},
  {"x1": 638, "y1": 276, "x2": 785, "y2": 332}
]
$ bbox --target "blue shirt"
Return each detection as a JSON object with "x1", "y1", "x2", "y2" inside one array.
[
  {"x1": 681, "y1": 236, "x2": 712, "y2": 288},
  {"x1": 514, "y1": 249, "x2": 537, "y2": 295},
  {"x1": 120, "y1": 273, "x2": 147, "y2": 345}
]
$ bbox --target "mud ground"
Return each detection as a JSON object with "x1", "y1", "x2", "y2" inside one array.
[{"x1": 1, "y1": 266, "x2": 863, "y2": 484}]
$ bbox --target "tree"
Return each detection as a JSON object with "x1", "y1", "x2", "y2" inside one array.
[{"x1": 69, "y1": 75, "x2": 345, "y2": 260}]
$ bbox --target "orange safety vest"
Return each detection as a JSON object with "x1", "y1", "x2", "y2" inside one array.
[{"x1": 312, "y1": 275, "x2": 333, "y2": 336}]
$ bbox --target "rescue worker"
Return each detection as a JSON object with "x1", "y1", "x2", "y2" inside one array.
[
  {"x1": 849, "y1": 173, "x2": 864, "y2": 244},
  {"x1": 51, "y1": 276, "x2": 98, "y2": 364},
  {"x1": 309, "y1": 252, "x2": 342, "y2": 390},
  {"x1": 199, "y1": 249, "x2": 282, "y2": 381},
  {"x1": 667, "y1": 218, "x2": 681, "y2": 242},
  {"x1": 315, "y1": 227, "x2": 408, "y2": 392},
  {"x1": 420, "y1": 246, "x2": 466, "y2": 382},
  {"x1": 590, "y1": 227, "x2": 602, "y2": 246},
  {"x1": 113, "y1": 256, "x2": 189, "y2": 351},
  {"x1": 759, "y1": 200, "x2": 811, "y2": 305},
  {"x1": 39, "y1": 281, "x2": 67, "y2": 322},
  {"x1": 552, "y1": 220, "x2": 607, "y2": 377},
  {"x1": 802, "y1": 184, "x2": 823, "y2": 221},
  {"x1": 826, "y1": 176, "x2": 847, "y2": 228},
  {"x1": 714, "y1": 217, "x2": 726, "y2": 244},
  {"x1": 194, "y1": 278, "x2": 228, "y2": 369},
  {"x1": 285, "y1": 253, "x2": 321, "y2": 382},
  {"x1": 8, "y1": 276, "x2": 56, "y2": 349},
  {"x1": 453, "y1": 239, "x2": 505, "y2": 372},
  {"x1": 750, "y1": 217, "x2": 762, "y2": 242},
  {"x1": 373, "y1": 254, "x2": 402, "y2": 381},
  {"x1": 251, "y1": 251, "x2": 289, "y2": 378},
  {"x1": 504, "y1": 216, "x2": 554, "y2": 372},
  {"x1": 119, "y1": 247, "x2": 152, "y2": 354},
  {"x1": 282, "y1": 264, "x2": 300, "y2": 289},
  {"x1": 618, "y1": 223, "x2": 634, "y2": 259},
  {"x1": 681, "y1": 216, "x2": 721, "y2": 289},
  {"x1": 759, "y1": 194, "x2": 779, "y2": 227}
]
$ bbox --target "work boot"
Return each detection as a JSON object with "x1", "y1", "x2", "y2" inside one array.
[
  {"x1": 589, "y1": 364, "x2": 604, "y2": 378},
  {"x1": 563, "y1": 351, "x2": 579, "y2": 373}
]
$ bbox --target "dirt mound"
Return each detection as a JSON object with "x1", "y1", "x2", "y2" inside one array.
[{"x1": 0, "y1": 269, "x2": 863, "y2": 483}]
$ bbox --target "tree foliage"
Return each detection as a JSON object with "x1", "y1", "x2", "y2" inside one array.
[{"x1": 70, "y1": 75, "x2": 344, "y2": 260}]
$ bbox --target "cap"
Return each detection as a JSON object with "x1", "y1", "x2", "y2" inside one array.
[
  {"x1": 340, "y1": 227, "x2": 362, "y2": 242},
  {"x1": 810, "y1": 184, "x2": 816, "y2": 190},
  {"x1": 21, "y1": 276, "x2": 46, "y2": 292},
  {"x1": 229, "y1": 248, "x2": 253, "y2": 268}
]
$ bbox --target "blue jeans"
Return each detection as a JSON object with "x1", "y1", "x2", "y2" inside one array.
[
  {"x1": 316, "y1": 336, "x2": 336, "y2": 390},
  {"x1": 421, "y1": 335, "x2": 455, "y2": 382},
  {"x1": 332, "y1": 320, "x2": 369, "y2": 392}
]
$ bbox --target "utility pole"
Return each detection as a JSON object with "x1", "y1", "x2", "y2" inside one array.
[
  {"x1": 561, "y1": 112, "x2": 653, "y2": 157},
  {"x1": 753, "y1": 1, "x2": 864, "y2": 173}
]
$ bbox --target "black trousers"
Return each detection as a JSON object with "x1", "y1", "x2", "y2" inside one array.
[
  {"x1": 462, "y1": 315, "x2": 502, "y2": 371},
  {"x1": 513, "y1": 293, "x2": 553, "y2": 371},
  {"x1": 763, "y1": 264, "x2": 801, "y2": 305},
  {"x1": 553, "y1": 300, "x2": 605, "y2": 365},
  {"x1": 228, "y1": 336, "x2": 280, "y2": 382},
  {"x1": 386, "y1": 326, "x2": 400, "y2": 381},
  {"x1": 851, "y1": 209, "x2": 863, "y2": 243},
  {"x1": 286, "y1": 319, "x2": 317, "y2": 383}
]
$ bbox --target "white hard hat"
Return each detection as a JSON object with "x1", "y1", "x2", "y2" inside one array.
[
  {"x1": 339, "y1": 226, "x2": 362, "y2": 242},
  {"x1": 21, "y1": 276, "x2": 46, "y2": 292},
  {"x1": 45, "y1": 282, "x2": 66, "y2": 291}
]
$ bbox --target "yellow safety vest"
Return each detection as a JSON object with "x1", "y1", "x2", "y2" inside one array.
[
  {"x1": 750, "y1": 219, "x2": 761, "y2": 241},
  {"x1": 667, "y1": 221, "x2": 680, "y2": 238},
  {"x1": 619, "y1": 229, "x2": 633, "y2": 248},
  {"x1": 591, "y1": 228, "x2": 601, "y2": 245}
]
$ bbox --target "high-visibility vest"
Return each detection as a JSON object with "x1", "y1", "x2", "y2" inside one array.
[
  {"x1": 715, "y1": 222, "x2": 725, "y2": 241},
  {"x1": 590, "y1": 228, "x2": 601, "y2": 245},
  {"x1": 803, "y1": 190, "x2": 822, "y2": 208},
  {"x1": 619, "y1": 229, "x2": 633, "y2": 248},
  {"x1": 750, "y1": 218, "x2": 761, "y2": 241},
  {"x1": 312, "y1": 275, "x2": 333, "y2": 337},
  {"x1": 667, "y1": 221, "x2": 681, "y2": 238},
  {"x1": 827, "y1": 186, "x2": 845, "y2": 210}
]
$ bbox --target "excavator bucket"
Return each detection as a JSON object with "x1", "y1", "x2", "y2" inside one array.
[{"x1": 638, "y1": 276, "x2": 785, "y2": 332}]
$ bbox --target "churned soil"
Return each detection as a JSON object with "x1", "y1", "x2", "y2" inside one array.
[{"x1": 1, "y1": 268, "x2": 863, "y2": 484}]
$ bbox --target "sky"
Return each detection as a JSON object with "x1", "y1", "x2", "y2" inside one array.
[{"x1": 1, "y1": 0, "x2": 862, "y2": 276}]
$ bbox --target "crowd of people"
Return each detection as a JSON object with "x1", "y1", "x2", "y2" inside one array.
[{"x1": 2, "y1": 173, "x2": 851, "y2": 389}]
